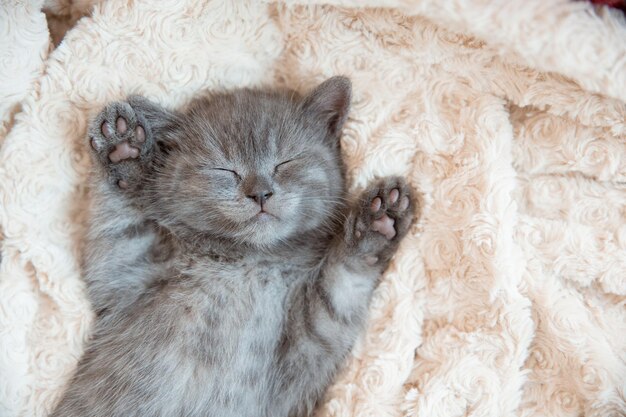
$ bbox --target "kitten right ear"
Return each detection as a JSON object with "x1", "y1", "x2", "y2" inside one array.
[{"x1": 302, "y1": 76, "x2": 352, "y2": 140}]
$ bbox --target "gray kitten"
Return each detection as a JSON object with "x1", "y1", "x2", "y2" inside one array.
[{"x1": 51, "y1": 77, "x2": 417, "y2": 417}]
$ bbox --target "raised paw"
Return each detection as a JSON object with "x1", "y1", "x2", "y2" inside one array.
[
  {"x1": 351, "y1": 177, "x2": 416, "y2": 263},
  {"x1": 89, "y1": 101, "x2": 153, "y2": 189}
]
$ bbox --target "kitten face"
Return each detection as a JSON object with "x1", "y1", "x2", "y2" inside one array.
[{"x1": 154, "y1": 77, "x2": 352, "y2": 247}]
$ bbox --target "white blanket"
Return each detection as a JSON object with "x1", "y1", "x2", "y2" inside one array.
[{"x1": 0, "y1": 1, "x2": 625, "y2": 416}]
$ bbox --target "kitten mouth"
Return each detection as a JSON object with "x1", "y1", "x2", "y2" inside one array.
[{"x1": 254, "y1": 211, "x2": 278, "y2": 222}]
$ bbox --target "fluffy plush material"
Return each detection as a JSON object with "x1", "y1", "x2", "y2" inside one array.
[
  {"x1": 0, "y1": 0, "x2": 50, "y2": 143},
  {"x1": 0, "y1": 1, "x2": 625, "y2": 416}
]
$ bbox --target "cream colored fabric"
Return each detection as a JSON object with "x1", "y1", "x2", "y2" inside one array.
[
  {"x1": 0, "y1": 0, "x2": 50, "y2": 143},
  {"x1": 0, "y1": 1, "x2": 625, "y2": 416}
]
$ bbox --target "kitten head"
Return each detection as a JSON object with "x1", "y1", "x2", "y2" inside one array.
[{"x1": 156, "y1": 77, "x2": 352, "y2": 248}]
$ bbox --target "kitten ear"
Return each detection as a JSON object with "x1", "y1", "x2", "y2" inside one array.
[{"x1": 302, "y1": 76, "x2": 352, "y2": 139}]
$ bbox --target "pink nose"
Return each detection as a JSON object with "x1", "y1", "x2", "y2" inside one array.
[{"x1": 247, "y1": 190, "x2": 273, "y2": 206}]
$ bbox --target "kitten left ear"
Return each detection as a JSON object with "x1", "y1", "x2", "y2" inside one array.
[{"x1": 302, "y1": 76, "x2": 352, "y2": 139}]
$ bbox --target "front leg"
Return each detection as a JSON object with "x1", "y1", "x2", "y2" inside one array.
[
  {"x1": 322, "y1": 176, "x2": 415, "y2": 316},
  {"x1": 274, "y1": 177, "x2": 416, "y2": 416},
  {"x1": 85, "y1": 97, "x2": 179, "y2": 319}
]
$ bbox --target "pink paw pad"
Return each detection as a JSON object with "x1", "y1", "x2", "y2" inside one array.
[
  {"x1": 109, "y1": 142, "x2": 140, "y2": 163},
  {"x1": 98, "y1": 116, "x2": 146, "y2": 164},
  {"x1": 135, "y1": 125, "x2": 145, "y2": 142},
  {"x1": 371, "y1": 214, "x2": 396, "y2": 240},
  {"x1": 370, "y1": 197, "x2": 382, "y2": 212},
  {"x1": 101, "y1": 121, "x2": 114, "y2": 138},
  {"x1": 116, "y1": 117, "x2": 127, "y2": 134},
  {"x1": 389, "y1": 188, "x2": 399, "y2": 204},
  {"x1": 398, "y1": 196, "x2": 409, "y2": 211}
]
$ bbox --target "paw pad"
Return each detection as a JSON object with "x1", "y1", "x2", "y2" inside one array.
[
  {"x1": 369, "y1": 187, "x2": 406, "y2": 240},
  {"x1": 109, "y1": 141, "x2": 139, "y2": 163},
  {"x1": 89, "y1": 101, "x2": 153, "y2": 189},
  {"x1": 371, "y1": 214, "x2": 396, "y2": 239},
  {"x1": 359, "y1": 178, "x2": 414, "y2": 242},
  {"x1": 115, "y1": 117, "x2": 127, "y2": 135},
  {"x1": 97, "y1": 117, "x2": 146, "y2": 164}
]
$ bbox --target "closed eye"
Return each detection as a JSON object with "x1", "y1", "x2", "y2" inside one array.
[
  {"x1": 274, "y1": 159, "x2": 297, "y2": 174},
  {"x1": 211, "y1": 168, "x2": 241, "y2": 181}
]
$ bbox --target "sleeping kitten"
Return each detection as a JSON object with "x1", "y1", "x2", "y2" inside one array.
[{"x1": 51, "y1": 76, "x2": 417, "y2": 417}]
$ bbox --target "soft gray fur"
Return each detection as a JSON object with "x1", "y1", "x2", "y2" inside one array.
[{"x1": 51, "y1": 77, "x2": 417, "y2": 417}]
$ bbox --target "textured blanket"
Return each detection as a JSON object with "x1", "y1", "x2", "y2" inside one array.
[{"x1": 1, "y1": 1, "x2": 625, "y2": 416}]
